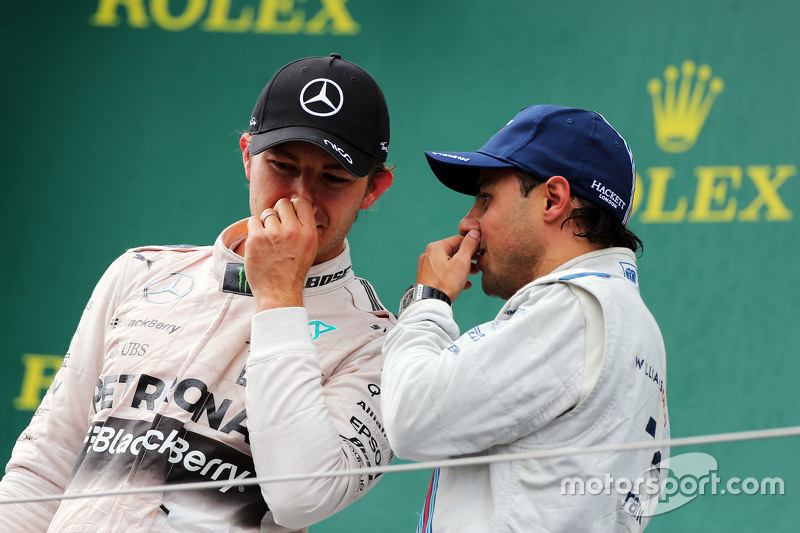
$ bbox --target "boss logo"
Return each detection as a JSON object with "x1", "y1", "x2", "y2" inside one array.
[{"x1": 305, "y1": 266, "x2": 351, "y2": 288}]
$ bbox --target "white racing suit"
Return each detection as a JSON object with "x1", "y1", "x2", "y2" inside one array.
[
  {"x1": 0, "y1": 219, "x2": 395, "y2": 532},
  {"x1": 382, "y1": 248, "x2": 670, "y2": 532}
]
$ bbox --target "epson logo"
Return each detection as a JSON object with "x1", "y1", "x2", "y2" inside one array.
[{"x1": 324, "y1": 139, "x2": 353, "y2": 164}]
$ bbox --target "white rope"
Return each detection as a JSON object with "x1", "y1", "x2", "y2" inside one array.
[{"x1": 1, "y1": 425, "x2": 798, "y2": 505}]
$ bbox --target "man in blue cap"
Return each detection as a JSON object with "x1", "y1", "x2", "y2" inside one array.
[{"x1": 381, "y1": 105, "x2": 670, "y2": 532}]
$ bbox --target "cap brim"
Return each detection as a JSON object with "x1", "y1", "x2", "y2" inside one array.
[
  {"x1": 424, "y1": 151, "x2": 514, "y2": 195},
  {"x1": 250, "y1": 126, "x2": 376, "y2": 177}
]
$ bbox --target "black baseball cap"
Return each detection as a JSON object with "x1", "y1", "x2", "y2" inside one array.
[{"x1": 248, "y1": 53, "x2": 390, "y2": 177}]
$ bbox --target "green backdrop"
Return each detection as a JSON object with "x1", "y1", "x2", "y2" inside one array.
[{"x1": 2, "y1": 0, "x2": 798, "y2": 529}]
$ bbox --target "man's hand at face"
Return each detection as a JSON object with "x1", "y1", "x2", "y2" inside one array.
[
  {"x1": 245, "y1": 197, "x2": 318, "y2": 312},
  {"x1": 416, "y1": 229, "x2": 481, "y2": 303}
]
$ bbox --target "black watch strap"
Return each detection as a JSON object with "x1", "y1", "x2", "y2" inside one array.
[{"x1": 398, "y1": 284, "x2": 452, "y2": 315}]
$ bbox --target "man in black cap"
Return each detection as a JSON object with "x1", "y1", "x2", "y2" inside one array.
[
  {"x1": 0, "y1": 54, "x2": 395, "y2": 532},
  {"x1": 382, "y1": 105, "x2": 669, "y2": 532}
]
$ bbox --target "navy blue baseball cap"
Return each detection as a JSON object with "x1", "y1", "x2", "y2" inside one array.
[{"x1": 425, "y1": 105, "x2": 636, "y2": 225}]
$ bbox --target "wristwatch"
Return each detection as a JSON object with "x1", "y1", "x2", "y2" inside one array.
[{"x1": 398, "y1": 284, "x2": 452, "y2": 315}]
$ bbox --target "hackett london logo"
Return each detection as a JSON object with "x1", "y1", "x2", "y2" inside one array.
[
  {"x1": 631, "y1": 60, "x2": 795, "y2": 224},
  {"x1": 89, "y1": 0, "x2": 361, "y2": 34}
]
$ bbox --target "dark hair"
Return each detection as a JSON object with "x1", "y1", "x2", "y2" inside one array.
[
  {"x1": 565, "y1": 196, "x2": 643, "y2": 254},
  {"x1": 513, "y1": 170, "x2": 643, "y2": 255}
]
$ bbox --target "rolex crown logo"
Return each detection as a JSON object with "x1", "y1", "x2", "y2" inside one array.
[{"x1": 648, "y1": 61, "x2": 724, "y2": 153}]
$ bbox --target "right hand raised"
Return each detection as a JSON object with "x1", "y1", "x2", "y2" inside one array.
[
  {"x1": 244, "y1": 197, "x2": 318, "y2": 312},
  {"x1": 415, "y1": 229, "x2": 481, "y2": 303}
]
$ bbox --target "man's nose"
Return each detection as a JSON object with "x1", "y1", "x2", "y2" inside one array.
[
  {"x1": 286, "y1": 175, "x2": 315, "y2": 201},
  {"x1": 283, "y1": 176, "x2": 319, "y2": 217},
  {"x1": 458, "y1": 204, "x2": 481, "y2": 236}
]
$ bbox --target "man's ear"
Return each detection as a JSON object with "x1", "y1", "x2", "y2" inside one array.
[
  {"x1": 542, "y1": 176, "x2": 572, "y2": 223},
  {"x1": 240, "y1": 133, "x2": 252, "y2": 181},
  {"x1": 360, "y1": 170, "x2": 394, "y2": 210}
]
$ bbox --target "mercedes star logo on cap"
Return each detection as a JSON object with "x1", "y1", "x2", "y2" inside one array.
[{"x1": 300, "y1": 78, "x2": 343, "y2": 117}]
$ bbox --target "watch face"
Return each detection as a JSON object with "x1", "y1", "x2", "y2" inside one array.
[
  {"x1": 401, "y1": 292, "x2": 412, "y2": 308},
  {"x1": 399, "y1": 285, "x2": 420, "y2": 314},
  {"x1": 399, "y1": 287, "x2": 415, "y2": 313},
  {"x1": 399, "y1": 284, "x2": 451, "y2": 315}
]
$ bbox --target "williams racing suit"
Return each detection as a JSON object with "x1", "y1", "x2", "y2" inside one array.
[
  {"x1": 0, "y1": 218, "x2": 395, "y2": 532},
  {"x1": 382, "y1": 248, "x2": 669, "y2": 532}
]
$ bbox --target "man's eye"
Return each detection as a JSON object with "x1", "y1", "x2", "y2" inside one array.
[
  {"x1": 479, "y1": 193, "x2": 490, "y2": 205},
  {"x1": 325, "y1": 175, "x2": 351, "y2": 185},
  {"x1": 270, "y1": 160, "x2": 294, "y2": 171}
]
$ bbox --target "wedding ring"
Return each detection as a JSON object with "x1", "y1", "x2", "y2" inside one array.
[{"x1": 260, "y1": 211, "x2": 279, "y2": 224}]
